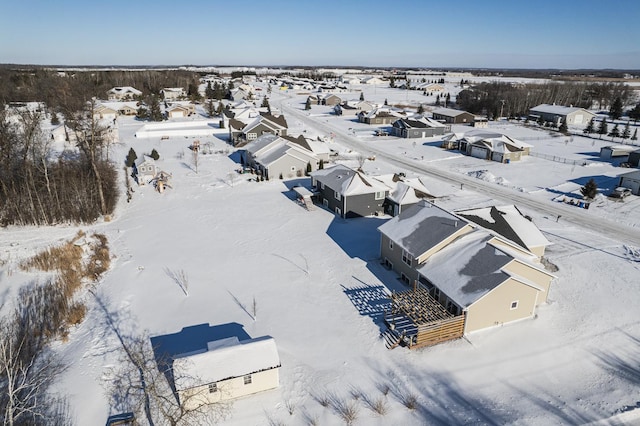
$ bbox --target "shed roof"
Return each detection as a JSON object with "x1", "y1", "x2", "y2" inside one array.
[
  {"x1": 173, "y1": 336, "x2": 279, "y2": 391},
  {"x1": 432, "y1": 107, "x2": 472, "y2": 117},
  {"x1": 311, "y1": 164, "x2": 389, "y2": 196}
]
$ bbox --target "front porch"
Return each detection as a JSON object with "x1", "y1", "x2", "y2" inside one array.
[{"x1": 383, "y1": 286, "x2": 465, "y2": 349}]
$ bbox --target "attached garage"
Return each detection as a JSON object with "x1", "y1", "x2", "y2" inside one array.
[{"x1": 471, "y1": 145, "x2": 488, "y2": 159}]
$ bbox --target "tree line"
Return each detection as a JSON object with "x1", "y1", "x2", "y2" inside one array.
[
  {"x1": 455, "y1": 81, "x2": 633, "y2": 119},
  {"x1": 0, "y1": 100, "x2": 118, "y2": 226}
]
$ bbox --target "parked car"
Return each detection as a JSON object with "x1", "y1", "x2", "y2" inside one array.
[{"x1": 612, "y1": 187, "x2": 632, "y2": 198}]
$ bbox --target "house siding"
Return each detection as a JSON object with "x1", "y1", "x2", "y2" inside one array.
[
  {"x1": 178, "y1": 368, "x2": 279, "y2": 410},
  {"x1": 503, "y1": 260, "x2": 553, "y2": 304},
  {"x1": 464, "y1": 278, "x2": 539, "y2": 333},
  {"x1": 380, "y1": 234, "x2": 420, "y2": 284}
]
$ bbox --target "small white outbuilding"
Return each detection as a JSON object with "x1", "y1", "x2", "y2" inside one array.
[{"x1": 172, "y1": 336, "x2": 280, "y2": 409}]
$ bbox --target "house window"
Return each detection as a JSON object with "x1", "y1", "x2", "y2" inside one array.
[
  {"x1": 208, "y1": 383, "x2": 218, "y2": 393},
  {"x1": 402, "y1": 250, "x2": 412, "y2": 266},
  {"x1": 335, "y1": 207, "x2": 342, "y2": 216},
  {"x1": 389, "y1": 240, "x2": 394, "y2": 250},
  {"x1": 334, "y1": 191, "x2": 341, "y2": 201},
  {"x1": 321, "y1": 183, "x2": 325, "y2": 190},
  {"x1": 510, "y1": 300, "x2": 519, "y2": 310},
  {"x1": 247, "y1": 133, "x2": 257, "y2": 140},
  {"x1": 384, "y1": 258, "x2": 393, "y2": 270},
  {"x1": 400, "y1": 273, "x2": 410, "y2": 285},
  {"x1": 322, "y1": 198, "x2": 328, "y2": 208},
  {"x1": 243, "y1": 374, "x2": 252, "y2": 385},
  {"x1": 375, "y1": 191, "x2": 385, "y2": 200},
  {"x1": 291, "y1": 166, "x2": 296, "y2": 171},
  {"x1": 433, "y1": 287, "x2": 440, "y2": 300}
]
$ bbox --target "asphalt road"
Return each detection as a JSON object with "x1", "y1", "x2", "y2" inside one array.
[{"x1": 279, "y1": 99, "x2": 640, "y2": 247}]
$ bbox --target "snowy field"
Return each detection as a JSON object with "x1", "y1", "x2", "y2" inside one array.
[{"x1": 2, "y1": 79, "x2": 640, "y2": 425}]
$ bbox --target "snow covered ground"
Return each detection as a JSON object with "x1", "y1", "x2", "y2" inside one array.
[{"x1": 2, "y1": 80, "x2": 640, "y2": 425}]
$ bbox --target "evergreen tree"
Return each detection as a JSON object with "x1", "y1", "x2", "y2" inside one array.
[
  {"x1": 631, "y1": 128, "x2": 638, "y2": 141},
  {"x1": 558, "y1": 117, "x2": 568, "y2": 134},
  {"x1": 608, "y1": 123, "x2": 620, "y2": 140},
  {"x1": 359, "y1": 92, "x2": 364, "y2": 101},
  {"x1": 216, "y1": 102, "x2": 224, "y2": 115},
  {"x1": 136, "y1": 105, "x2": 149, "y2": 120},
  {"x1": 597, "y1": 118, "x2": 608, "y2": 139},
  {"x1": 609, "y1": 97, "x2": 623, "y2": 120},
  {"x1": 537, "y1": 115, "x2": 545, "y2": 126},
  {"x1": 126, "y1": 148, "x2": 138, "y2": 167},
  {"x1": 318, "y1": 159, "x2": 324, "y2": 170},
  {"x1": 621, "y1": 122, "x2": 631, "y2": 142},
  {"x1": 580, "y1": 178, "x2": 598, "y2": 200},
  {"x1": 150, "y1": 149, "x2": 160, "y2": 160},
  {"x1": 629, "y1": 103, "x2": 640, "y2": 123},
  {"x1": 384, "y1": 98, "x2": 388, "y2": 106},
  {"x1": 389, "y1": 77, "x2": 396, "y2": 88},
  {"x1": 445, "y1": 93, "x2": 451, "y2": 107},
  {"x1": 50, "y1": 111, "x2": 60, "y2": 125},
  {"x1": 305, "y1": 162, "x2": 312, "y2": 176},
  {"x1": 417, "y1": 104, "x2": 425, "y2": 114},
  {"x1": 206, "y1": 100, "x2": 215, "y2": 117},
  {"x1": 583, "y1": 117, "x2": 595, "y2": 134},
  {"x1": 261, "y1": 96, "x2": 270, "y2": 108},
  {"x1": 205, "y1": 81, "x2": 214, "y2": 99},
  {"x1": 305, "y1": 97, "x2": 311, "y2": 111},
  {"x1": 435, "y1": 94, "x2": 441, "y2": 106},
  {"x1": 188, "y1": 82, "x2": 201, "y2": 101}
]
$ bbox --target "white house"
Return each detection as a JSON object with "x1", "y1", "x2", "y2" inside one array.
[
  {"x1": 162, "y1": 87, "x2": 186, "y2": 101},
  {"x1": 134, "y1": 155, "x2": 157, "y2": 185},
  {"x1": 172, "y1": 336, "x2": 280, "y2": 409}
]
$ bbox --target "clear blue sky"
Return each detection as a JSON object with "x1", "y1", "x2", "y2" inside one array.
[{"x1": 1, "y1": 0, "x2": 639, "y2": 69}]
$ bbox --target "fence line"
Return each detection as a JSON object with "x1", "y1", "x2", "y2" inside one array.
[{"x1": 528, "y1": 151, "x2": 597, "y2": 166}]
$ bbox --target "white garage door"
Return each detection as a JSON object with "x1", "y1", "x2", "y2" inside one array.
[
  {"x1": 172, "y1": 111, "x2": 184, "y2": 118},
  {"x1": 573, "y1": 114, "x2": 583, "y2": 124},
  {"x1": 471, "y1": 146, "x2": 487, "y2": 159}
]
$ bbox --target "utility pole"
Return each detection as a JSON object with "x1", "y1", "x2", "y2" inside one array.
[{"x1": 500, "y1": 99, "x2": 506, "y2": 120}]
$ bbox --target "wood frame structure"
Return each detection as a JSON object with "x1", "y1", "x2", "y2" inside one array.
[{"x1": 383, "y1": 286, "x2": 465, "y2": 349}]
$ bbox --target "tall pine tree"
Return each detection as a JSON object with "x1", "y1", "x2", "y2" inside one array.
[
  {"x1": 583, "y1": 117, "x2": 595, "y2": 135},
  {"x1": 597, "y1": 119, "x2": 608, "y2": 139},
  {"x1": 609, "y1": 97, "x2": 623, "y2": 120}
]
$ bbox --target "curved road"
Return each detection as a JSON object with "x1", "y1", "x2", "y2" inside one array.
[{"x1": 279, "y1": 97, "x2": 640, "y2": 247}]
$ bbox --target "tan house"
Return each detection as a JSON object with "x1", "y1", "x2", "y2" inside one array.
[
  {"x1": 172, "y1": 336, "x2": 280, "y2": 409},
  {"x1": 378, "y1": 200, "x2": 555, "y2": 348},
  {"x1": 166, "y1": 103, "x2": 196, "y2": 118},
  {"x1": 416, "y1": 229, "x2": 554, "y2": 333},
  {"x1": 93, "y1": 104, "x2": 118, "y2": 121}
]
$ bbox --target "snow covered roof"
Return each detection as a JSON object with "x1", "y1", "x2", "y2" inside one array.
[
  {"x1": 432, "y1": 108, "x2": 472, "y2": 117},
  {"x1": 173, "y1": 336, "x2": 280, "y2": 391},
  {"x1": 460, "y1": 130, "x2": 532, "y2": 151},
  {"x1": 311, "y1": 164, "x2": 389, "y2": 196},
  {"x1": 394, "y1": 115, "x2": 448, "y2": 129},
  {"x1": 456, "y1": 205, "x2": 551, "y2": 251},
  {"x1": 530, "y1": 104, "x2": 593, "y2": 116},
  {"x1": 244, "y1": 133, "x2": 279, "y2": 155},
  {"x1": 108, "y1": 86, "x2": 142, "y2": 95},
  {"x1": 417, "y1": 230, "x2": 513, "y2": 308},
  {"x1": 378, "y1": 200, "x2": 469, "y2": 257}
]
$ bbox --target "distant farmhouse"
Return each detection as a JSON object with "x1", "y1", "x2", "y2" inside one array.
[
  {"x1": 161, "y1": 87, "x2": 186, "y2": 101},
  {"x1": 529, "y1": 104, "x2": 595, "y2": 126}
]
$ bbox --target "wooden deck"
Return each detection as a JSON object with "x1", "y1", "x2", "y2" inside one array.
[{"x1": 384, "y1": 286, "x2": 465, "y2": 349}]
